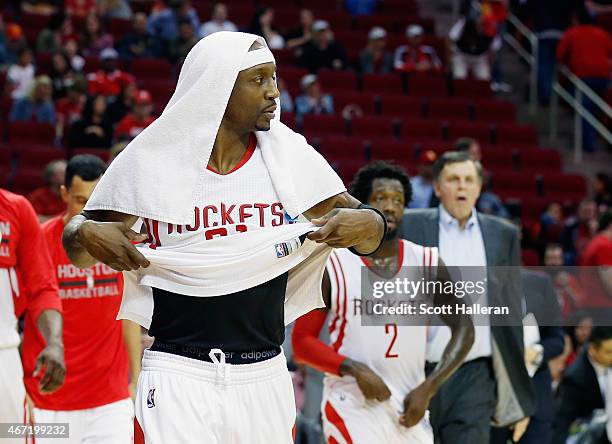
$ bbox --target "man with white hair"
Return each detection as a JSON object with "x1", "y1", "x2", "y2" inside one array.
[
  {"x1": 62, "y1": 32, "x2": 386, "y2": 443},
  {"x1": 394, "y1": 25, "x2": 442, "y2": 74}
]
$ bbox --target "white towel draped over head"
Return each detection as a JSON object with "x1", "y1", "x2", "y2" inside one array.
[{"x1": 84, "y1": 31, "x2": 345, "y2": 224}]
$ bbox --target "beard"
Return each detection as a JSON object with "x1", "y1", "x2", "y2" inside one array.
[{"x1": 385, "y1": 227, "x2": 398, "y2": 241}]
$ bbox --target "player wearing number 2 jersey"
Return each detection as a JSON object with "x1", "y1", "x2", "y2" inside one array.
[{"x1": 292, "y1": 162, "x2": 474, "y2": 444}]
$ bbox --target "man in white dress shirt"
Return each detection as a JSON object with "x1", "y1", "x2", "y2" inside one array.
[{"x1": 400, "y1": 151, "x2": 535, "y2": 444}]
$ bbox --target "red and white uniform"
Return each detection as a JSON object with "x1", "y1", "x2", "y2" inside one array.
[
  {"x1": 294, "y1": 240, "x2": 437, "y2": 444},
  {"x1": 0, "y1": 189, "x2": 61, "y2": 426},
  {"x1": 19, "y1": 214, "x2": 132, "y2": 444}
]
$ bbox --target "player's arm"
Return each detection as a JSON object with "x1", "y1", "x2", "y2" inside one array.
[
  {"x1": 122, "y1": 319, "x2": 143, "y2": 400},
  {"x1": 303, "y1": 192, "x2": 386, "y2": 256},
  {"x1": 17, "y1": 197, "x2": 66, "y2": 393},
  {"x1": 62, "y1": 210, "x2": 149, "y2": 271},
  {"x1": 292, "y1": 269, "x2": 391, "y2": 402},
  {"x1": 400, "y1": 258, "x2": 475, "y2": 427}
]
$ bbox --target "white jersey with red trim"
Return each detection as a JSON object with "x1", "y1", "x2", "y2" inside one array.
[{"x1": 325, "y1": 239, "x2": 438, "y2": 411}]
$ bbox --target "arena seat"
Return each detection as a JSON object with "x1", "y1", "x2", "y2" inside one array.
[
  {"x1": 302, "y1": 115, "x2": 347, "y2": 138},
  {"x1": 362, "y1": 74, "x2": 404, "y2": 95},
  {"x1": 520, "y1": 149, "x2": 561, "y2": 173},
  {"x1": 400, "y1": 119, "x2": 443, "y2": 142},
  {"x1": 446, "y1": 122, "x2": 493, "y2": 143},
  {"x1": 379, "y1": 95, "x2": 424, "y2": 118},
  {"x1": 10, "y1": 168, "x2": 46, "y2": 194},
  {"x1": 130, "y1": 58, "x2": 174, "y2": 80},
  {"x1": 350, "y1": 116, "x2": 397, "y2": 139},
  {"x1": 495, "y1": 123, "x2": 538, "y2": 147},
  {"x1": 17, "y1": 145, "x2": 65, "y2": 168},
  {"x1": 472, "y1": 100, "x2": 516, "y2": 122},
  {"x1": 318, "y1": 136, "x2": 367, "y2": 161},
  {"x1": 318, "y1": 70, "x2": 359, "y2": 93},
  {"x1": 452, "y1": 79, "x2": 492, "y2": 98},
  {"x1": 8, "y1": 122, "x2": 56, "y2": 145},
  {"x1": 108, "y1": 18, "x2": 132, "y2": 40},
  {"x1": 280, "y1": 112, "x2": 297, "y2": 130},
  {"x1": 491, "y1": 171, "x2": 537, "y2": 195},
  {"x1": 277, "y1": 66, "x2": 308, "y2": 96},
  {"x1": 541, "y1": 173, "x2": 588, "y2": 202},
  {"x1": 427, "y1": 98, "x2": 471, "y2": 120},
  {"x1": 407, "y1": 75, "x2": 448, "y2": 97},
  {"x1": 333, "y1": 92, "x2": 376, "y2": 115},
  {"x1": 370, "y1": 139, "x2": 413, "y2": 161},
  {"x1": 521, "y1": 249, "x2": 540, "y2": 266}
]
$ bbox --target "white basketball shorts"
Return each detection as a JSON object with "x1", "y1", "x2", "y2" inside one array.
[{"x1": 135, "y1": 348, "x2": 296, "y2": 444}]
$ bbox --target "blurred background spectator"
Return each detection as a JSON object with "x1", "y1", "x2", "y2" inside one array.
[
  {"x1": 147, "y1": 0, "x2": 200, "y2": 43},
  {"x1": 408, "y1": 149, "x2": 437, "y2": 209},
  {"x1": 27, "y1": 159, "x2": 67, "y2": 222},
  {"x1": 9, "y1": 75, "x2": 55, "y2": 124},
  {"x1": 247, "y1": 6, "x2": 285, "y2": 49},
  {"x1": 98, "y1": 0, "x2": 133, "y2": 20},
  {"x1": 114, "y1": 89, "x2": 155, "y2": 142},
  {"x1": 68, "y1": 94, "x2": 113, "y2": 148},
  {"x1": 117, "y1": 12, "x2": 162, "y2": 59},
  {"x1": 199, "y1": 2, "x2": 237, "y2": 38},
  {"x1": 36, "y1": 13, "x2": 75, "y2": 54},
  {"x1": 7, "y1": 47, "x2": 34, "y2": 99},
  {"x1": 298, "y1": 20, "x2": 346, "y2": 72},
  {"x1": 105, "y1": 81, "x2": 137, "y2": 125},
  {"x1": 87, "y1": 47, "x2": 134, "y2": 96},
  {"x1": 49, "y1": 52, "x2": 77, "y2": 100},
  {"x1": 395, "y1": 24, "x2": 442, "y2": 74},
  {"x1": 594, "y1": 173, "x2": 612, "y2": 211},
  {"x1": 79, "y1": 13, "x2": 113, "y2": 56},
  {"x1": 167, "y1": 16, "x2": 198, "y2": 62},
  {"x1": 359, "y1": 26, "x2": 393, "y2": 74},
  {"x1": 277, "y1": 78, "x2": 294, "y2": 113},
  {"x1": 285, "y1": 9, "x2": 314, "y2": 49},
  {"x1": 295, "y1": 74, "x2": 334, "y2": 117}
]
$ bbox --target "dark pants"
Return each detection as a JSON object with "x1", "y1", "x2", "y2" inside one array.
[
  {"x1": 427, "y1": 358, "x2": 497, "y2": 444},
  {"x1": 580, "y1": 77, "x2": 609, "y2": 152},
  {"x1": 491, "y1": 417, "x2": 552, "y2": 444},
  {"x1": 537, "y1": 38, "x2": 560, "y2": 105}
]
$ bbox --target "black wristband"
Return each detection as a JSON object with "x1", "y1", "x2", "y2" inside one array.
[{"x1": 348, "y1": 204, "x2": 387, "y2": 257}]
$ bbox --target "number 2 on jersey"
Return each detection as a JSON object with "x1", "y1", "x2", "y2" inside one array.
[{"x1": 384, "y1": 323, "x2": 399, "y2": 358}]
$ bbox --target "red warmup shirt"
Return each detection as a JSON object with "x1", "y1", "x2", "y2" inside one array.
[
  {"x1": 1, "y1": 189, "x2": 61, "y2": 349},
  {"x1": 114, "y1": 114, "x2": 156, "y2": 140},
  {"x1": 87, "y1": 69, "x2": 135, "y2": 97},
  {"x1": 20, "y1": 215, "x2": 129, "y2": 410},
  {"x1": 578, "y1": 234, "x2": 612, "y2": 308},
  {"x1": 557, "y1": 25, "x2": 612, "y2": 79},
  {"x1": 27, "y1": 187, "x2": 67, "y2": 218}
]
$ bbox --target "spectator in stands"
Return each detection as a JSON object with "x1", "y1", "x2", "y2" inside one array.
[
  {"x1": 594, "y1": 172, "x2": 612, "y2": 211},
  {"x1": 3, "y1": 22, "x2": 28, "y2": 65},
  {"x1": 394, "y1": 24, "x2": 442, "y2": 74},
  {"x1": 199, "y1": 2, "x2": 237, "y2": 38},
  {"x1": 359, "y1": 26, "x2": 393, "y2": 74},
  {"x1": 527, "y1": 0, "x2": 588, "y2": 105},
  {"x1": 247, "y1": 6, "x2": 285, "y2": 50},
  {"x1": 68, "y1": 94, "x2": 113, "y2": 149},
  {"x1": 98, "y1": 0, "x2": 133, "y2": 20},
  {"x1": 36, "y1": 13, "x2": 74, "y2": 54},
  {"x1": 56, "y1": 79, "x2": 87, "y2": 127},
  {"x1": 295, "y1": 74, "x2": 333, "y2": 117},
  {"x1": 562, "y1": 199, "x2": 598, "y2": 262},
  {"x1": 147, "y1": 0, "x2": 200, "y2": 43},
  {"x1": 87, "y1": 47, "x2": 135, "y2": 97},
  {"x1": 118, "y1": 12, "x2": 162, "y2": 59},
  {"x1": 285, "y1": 8, "x2": 314, "y2": 49},
  {"x1": 477, "y1": 172, "x2": 510, "y2": 218},
  {"x1": 544, "y1": 243, "x2": 585, "y2": 319},
  {"x1": 277, "y1": 78, "x2": 294, "y2": 113},
  {"x1": 49, "y1": 52, "x2": 77, "y2": 99},
  {"x1": 449, "y1": 0, "x2": 503, "y2": 80},
  {"x1": 64, "y1": 0, "x2": 97, "y2": 18},
  {"x1": 565, "y1": 312, "x2": 594, "y2": 366},
  {"x1": 557, "y1": 11, "x2": 612, "y2": 152},
  {"x1": 105, "y1": 81, "x2": 137, "y2": 125},
  {"x1": 0, "y1": 14, "x2": 8, "y2": 65},
  {"x1": 408, "y1": 149, "x2": 437, "y2": 209},
  {"x1": 298, "y1": 20, "x2": 346, "y2": 72},
  {"x1": 552, "y1": 326, "x2": 612, "y2": 444},
  {"x1": 63, "y1": 38, "x2": 85, "y2": 72},
  {"x1": 114, "y1": 89, "x2": 156, "y2": 141},
  {"x1": 9, "y1": 75, "x2": 56, "y2": 124},
  {"x1": 167, "y1": 17, "x2": 199, "y2": 63},
  {"x1": 454, "y1": 136, "x2": 482, "y2": 161},
  {"x1": 27, "y1": 160, "x2": 67, "y2": 222},
  {"x1": 580, "y1": 210, "x2": 612, "y2": 292},
  {"x1": 7, "y1": 47, "x2": 34, "y2": 100},
  {"x1": 20, "y1": 0, "x2": 60, "y2": 15},
  {"x1": 79, "y1": 13, "x2": 113, "y2": 57},
  {"x1": 540, "y1": 202, "x2": 564, "y2": 242},
  {"x1": 345, "y1": 0, "x2": 377, "y2": 16}
]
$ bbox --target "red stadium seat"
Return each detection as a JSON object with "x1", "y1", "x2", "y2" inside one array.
[
  {"x1": 400, "y1": 119, "x2": 443, "y2": 142},
  {"x1": 17, "y1": 145, "x2": 65, "y2": 168},
  {"x1": 333, "y1": 31, "x2": 366, "y2": 54},
  {"x1": 130, "y1": 58, "x2": 173, "y2": 80},
  {"x1": 8, "y1": 122, "x2": 56, "y2": 145},
  {"x1": 495, "y1": 123, "x2": 538, "y2": 147},
  {"x1": 447, "y1": 122, "x2": 493, "y2": 143},
  {"x1": 83, "y1": 56, "x2": 102, "y2": 73},
  {"x1": 0, "y1": 145, "x2": 13, "y2": 165},
  {"x1": 272, "y1": 49, "x2": 296, "y2": 66},
  {"x1": 350, "y1": 116, "x2": 396, "y2": 139},
  {"x1": 472, "y1": 100, "x2": 516, "y2": 123},
  {"x1": 522, "y1": 249, "x2": 540, "y2": 266},
  {"x1": 333, "y1": 159, "x2": 366, "y2": 185},
  {"x1": 280, "y1": 112, "x2": 296, "y2": 130},
  {"x1": 108, "y1": 18, "x2": 132, "y2": 40},
  {"x1": 370, "y1": 139, "x2": 413, "y2": 162},
  {"x1": 378, "y1": 0, "x2": 419, "y2": 16},
  {"x1": 541, "y1": 173, "x2": 588, "y2": 202},
  {"x1": 333, "y1": 92, "x2": 376, "y2": 115},
  {"x1": 491, "y1": 171, "x2": 537, "y2": 195},
  {"x1": 0, "y1": 165, "x2": 10, "y2": 188},
  {"x1": 480, "y1": 147, "x2": 514, "y2": 171},
  {"x1": 10, "y1": 168, "x2": 46, "y2": 195},
  {"x1": 452, "y1": 79, "x2": 492, "y2": 98},
  {"x1": 318, "y1": 136, "x2": 367, "y2": 161},
  {"x1": 318, "y1": 70, "x2": 359, "y2": 93},
  {"x1": 362, "y1": 74, "x2": 404, "y2": 95},
  {"x1": 520, "y1": 149, "x2": 561, "y2": 173},
  {"x1": 302, "y1": 115, "x2": 347, "y2": 138},
  {"x1": 427, "y1": 98, "x2": 471, "y2": 120},
  {"x1": 380, "y1": 95, "x2": 423, "y2": 118},
  {"x1": 408, "y1": 75, "x2": 447, "y2": 97},
  {"x1": 139, "y1": 79, "x2": 175, "y2": 113},
  {"x1": 277, "y1": 66, "x2": 308, "y2": 97}
]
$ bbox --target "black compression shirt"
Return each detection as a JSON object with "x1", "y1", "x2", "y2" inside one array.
[{"x1": 148, "y1": 272, "x2": 288, "y2": 352}]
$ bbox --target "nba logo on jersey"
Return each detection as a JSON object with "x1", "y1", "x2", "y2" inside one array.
[
  {"x1": 147, "y1": 389, "x2": 156, "y2": 408},
  {"x1": 274, "y1": 236, "x2": 303, "y2": 258}
]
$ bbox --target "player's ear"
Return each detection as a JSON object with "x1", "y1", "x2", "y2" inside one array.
[{"x1": 60, "y1": 185, "x2": 69, "y2": 204}]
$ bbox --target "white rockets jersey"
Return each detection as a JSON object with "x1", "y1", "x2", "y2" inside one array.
[
  {"x1": 141, "y1": 135, "x2": 292, "y2": 248},
  {"x1": 325, "y1": 240, "x2": 438, "y2": 411}
]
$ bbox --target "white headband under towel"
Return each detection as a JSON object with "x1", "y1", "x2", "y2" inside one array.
[{"x1": 239, "y1": 41, "x2": 275, "y2": 70}]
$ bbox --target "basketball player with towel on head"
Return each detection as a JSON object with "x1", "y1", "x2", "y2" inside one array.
[
  {"x1": 62, "y1": 33, "x2": 386, "y2": 443},
  {"x1": 292, "y1": 161, "x2": 474, "y2": 444}
]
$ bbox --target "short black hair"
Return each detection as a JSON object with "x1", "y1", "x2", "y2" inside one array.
[
  {"x1": 65, "y1": 154, "x2": 107, "y2": 188},
  {"x1": 589, "y1": 326, "x2": 612, "y2": 347},
  {"x1": 350, "y1": 161, "x2": 412, "y2": 205},
  {"x1": 432, "y1": 151, "x2": 483, "y2": 182},
  {"x1": 453, "y1": 137, "x2": 477, "y2": 152},
  {"x1": 599, "y1": 210, "x2": 612, "y2": 232}
]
